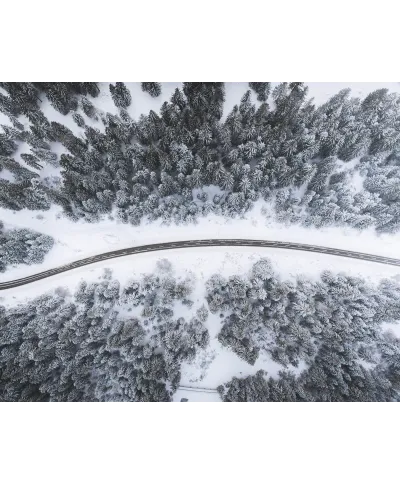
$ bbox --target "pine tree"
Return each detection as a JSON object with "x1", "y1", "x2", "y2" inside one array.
[
  {"x1": 0, "y1": 92, "x2": 20, "y2": 117},
  {"x1": 249, "y1": 82, "x2": 271, "y2": 102},
  {"x1": 69, "y1": 82, "x2": 100, "y2": 97},
  {"x1": 0, "y1": 226, "x2": 54, "y2": 271},
  {"x1": 0, "y1": 82, "x2": 41, "y2": 115},
  {"x1": 72, "y1": 113, "x2": 85, "y2": 128},
  {"x1": 41, "y1": 83, "x2": 78, "y2": 115},
  {"x1": 0, "y1": 134, "x2": 17, "y2": 156},
  {"x1": 81, "y1": 96, "x2": 97, "y2": 119},
  {"x1": 20, "y1": 153, "x2": 42, "y2": 170},
  {"x1": 109, "y1": 82, "x2": 132, "y2": 109},
  {"x1": 31, "y1": 148, "x2": 58, "y2": 166},
  {"x1": 141, "y1": 82, "x2": 162, "y2": 98}
]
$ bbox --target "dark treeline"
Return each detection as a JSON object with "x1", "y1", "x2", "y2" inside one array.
[
  {"x1": 1, "y1": 82, "x2": 400, "y2": 232},
  {"x1": 0, "y1": 261, "x2": 209, "y2": 401},
  {"x1": 209, "y1": 259, "x2": 400, "y2": 401},
  {"x1": 1, "y1": 257, "x2": 400, "y2": 401}
]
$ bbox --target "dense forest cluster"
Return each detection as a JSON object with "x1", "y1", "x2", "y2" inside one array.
[
  {"x1": 0, "y1": 221, "x2": 54, "y2": 272},
  {"x1": 0, "y1": 261, "x2": 209, "y2": 401},
  {"x1": 1, "y1": 256, "x2": 400, "y2": 401},
  {"x1": 1, "y1": 82, "x2": 400, "y2": 235},
  {"x1": 209, "y1": 259, "x2": 400, "y2": 401}
]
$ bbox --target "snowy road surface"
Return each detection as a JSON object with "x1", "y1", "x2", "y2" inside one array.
[
  {"x1": 174, "y1": 386, "x2": 221, "y2": 402},
  {"x1": 2, "y1": 238, "x2": 400, "y2": 290}
]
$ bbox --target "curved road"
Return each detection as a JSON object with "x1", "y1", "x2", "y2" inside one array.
[{"x1": 1, "y1": 239, "x2": 400, "y2": 290}]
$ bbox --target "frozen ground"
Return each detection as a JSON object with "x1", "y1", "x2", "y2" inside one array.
[
  {"x1": 173, "y1": 388, "x2": 222, "y2": 403},
  {"x1": 2, "y1": 200, "x2": 400, "y2": 282}
]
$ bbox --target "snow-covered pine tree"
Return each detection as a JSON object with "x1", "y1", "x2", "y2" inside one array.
[
  {"x1": 249, "y1": 82, "x2": 271, "y2": 102},
  {"x1": 72, "y1": 113, "x2": 85, "y2": 128},
  {"x1": 141, "y1": 82, "x2": 162, "y2": 98},
  {"x1": 20, "y1": 153, "x2": 42, "y2": 170},
  {"x1": 109, "y1": 82, "x2": 132, "y2": 109}
]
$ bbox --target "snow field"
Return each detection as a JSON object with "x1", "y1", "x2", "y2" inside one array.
[{"x1": 2, "y1": 200, "x2": 400, "y2": 283}]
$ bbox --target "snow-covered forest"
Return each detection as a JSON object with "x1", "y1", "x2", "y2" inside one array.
[
  {"x1": 2, "y1": 257, "x2": 400, "y2": 402},
  {"x1": 2, "y1": 82, "x2": 400, "y2": 234},
  {"x1": 2, "y1": 82, "x2": 400, "y2": 275},
  {"x1": 2, "y1": 82, "x2": 400, "y2": 401}
]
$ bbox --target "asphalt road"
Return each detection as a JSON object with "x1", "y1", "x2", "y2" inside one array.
[{"x1": 1, "y1": 239, "x2": 400, "y2": 290}]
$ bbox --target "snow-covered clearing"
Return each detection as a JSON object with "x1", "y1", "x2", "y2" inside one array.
[
  {"x1": 381, "y1": 322, "x2": 400, "y2": 339},
  {"x1": 0, "y1": 168, "x2": 15, "y2": 182}
]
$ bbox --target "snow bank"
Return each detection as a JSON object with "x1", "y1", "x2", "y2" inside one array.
[
  {"x1": 2, "y1": 200, "x2": 400, "y2": 282},
  {"x1": 173, "y1": 388, "x2": 222, "y2": 402}
]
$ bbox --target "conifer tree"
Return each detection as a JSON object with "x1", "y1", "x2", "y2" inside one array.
[
  {"x1": 20, "y1": 153, "x2": 42, "y2": 170},
  {"x1": 109, "y1": 82, "x2": 132, "y2": 109},
  {"x1": 249, "y1": 82, "x2": 271, "y2": 102},
  {"x1": 0, "y1": 82, "x2": 41, "y2": 115},
  {"x1": 72, "y1": 113, "x2": 85, "y2": 128},
  {"x1": 81, "y1": 96, "x2": 97, "y2": 119},
  {"x1": 0, "y1": 134, "x2": 17, "y2": 156},
  {"x1": 41, "y1": 83, "x2": 78, "y2": 115},
  {"x1": 0, "y1": 93, "x2": 20, "y2": 117},
  {"x1": 141, "y1": 82, "x2": 162, "y2": 98}
]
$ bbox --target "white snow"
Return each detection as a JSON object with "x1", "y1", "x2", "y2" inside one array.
[
  {"x1": 0, "y1": 168, "x2": 15, "y2": 182},
  {"x1": 349, "y1": 169, "x2": 366, "y2": 193},
  {"x1": 173, "y1": 388, "x2": 222, "y2": 402},
  {"x1": 2, "y1": 200, "x2": 400, "y2": 283},
  {"x1": 381, "y1": 322, "x2": 400, "y2": 339}
]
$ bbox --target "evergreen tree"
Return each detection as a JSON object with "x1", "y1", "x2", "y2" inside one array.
[
  {"x1": 0, "y1": 225, "x2": 54, "y2": 272},
  {"x1": 249, "y1": 82, "x2": 271, "y2": 102},
  {"x1": 72, "y1": 113, "x2": 85, "y2": 128},
  {"x1": 0, "y1": 134, "x2": 17, "y2": 156},
  {"x1": 20, "y1": 153, "x2": 42, "y2": 170},
  {"x1": 109, "y1": 82, "x2": 132, "y2": 109},
  {"x1": 81, "y1": 96, "x2": 98, "y2": 119},
  {"x1": 0, "y1": 93, "x2": 20, "y2": 117},
  {"x1": 39, "y1": 83, "x2": 78, "y2": 115},
  {"x1": 141, "y1": 82, "x2": 162, "y2": 98},
  {"x1": 0, "y1": 82, "x2": 40, "y2": 115}
]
